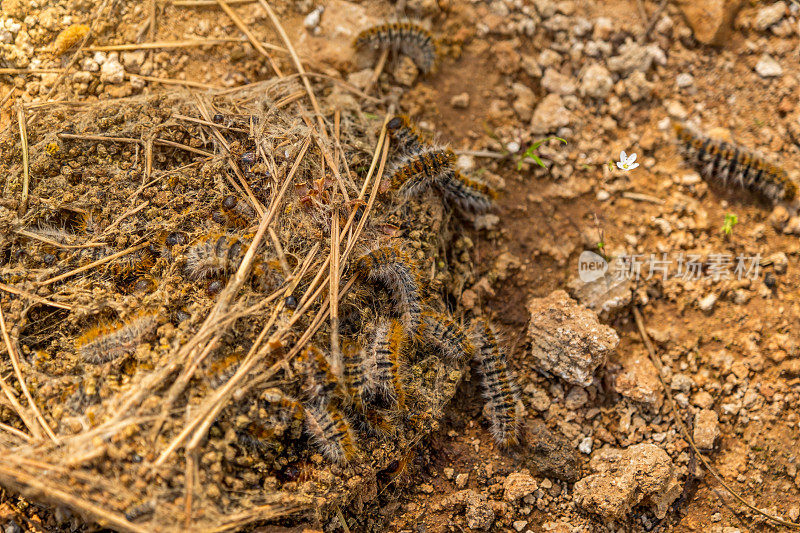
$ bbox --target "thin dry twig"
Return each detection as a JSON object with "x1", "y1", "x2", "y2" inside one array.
[
  {"x1": 0, "y1": 421, "x2": 31, "y2": 443},
  {"x1": 0, "y1": 283, "x2": 77, "y2": 312},
  {"x1": 632, "y1": 306, "x2": 800, "y2": 529},
  {"x1": 16, "y1": 105, "x2": 29, "y2": 215},
  {"x1": 0, "y1": 375, "x2": 39, "y2": 440},
  {"x1": 85, "y1": 38, "x2": 286, "y2": 54},
  {"x1": 0, "y1": 307, "x2": 57, "y2": 443},
  {"x1": 216, "y1": 0, "x2": 284, "y2": 77},
  {"x1": 38, "y1": 241, "x2": 150, "y2": 286}
]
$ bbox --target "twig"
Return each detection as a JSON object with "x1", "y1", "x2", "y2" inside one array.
[
  {"x1": 0, "y1": 87, "x2": 15, "y2": 108},
  {"x1": 454, "y1": 149, "x2": 508, "y2": 159},
  {"x1": 172, "y1": 0, "x2": 255, "y2": 6},
  {"x1": 621, "y1": 191, "x2": 665, "y2": 204},
  {"x1": 216, "y1": 0, "x2": 283, "y2": 77},
  {"x1": 366, "y1": 48, "x2": 389, "y2": 94},
  {"x1": 38, "y1": 241, "x2": 150, "y2": 286},
  {"x1": 632, "y1": 306, "x2": 800, "y2": 529},
  {"x1": 0, "y1": 421, "x2": 31, "y2": 443},
  {"x1": 14, "y1": 229, "x2": 105, "y2": 250},
  {"x1": 16, "y1": 105, "x2": 29, "y2": 215},
  {"x1": 0, "y1": 306, "x2": 58, "y2": 442},
  {"x1": 125, "y1": 73, "x2": 220, "y2": 89},
  {"x1": 329, "y1": 207, "x2": 342, "y2": 377},
  {"x1": 171, "y1": 113, "x2": 249, "y2": 133},
  {"x1": 0, "y1": 283, "x2": 77, "y2": 311},
  {"x1": 85, "y1": 38, "x2": 286, "y2": 54},
  {"x1": 0, "y1": 375, "x2": 39, "y2": 440}
]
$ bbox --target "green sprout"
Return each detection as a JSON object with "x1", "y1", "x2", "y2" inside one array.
[
  {"x1": 722, "y1": 213, "x2": 738, "y2": 236},
  {"x1": 516, "y1": 136, "x2": 567, "y2": 170}
]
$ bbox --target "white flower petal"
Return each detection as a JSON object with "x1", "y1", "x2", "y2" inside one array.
[
  {"x1": 616, "y1": 161, "x2": 625, "y2": 169},
  {"x1": 620, "y1": 150, "x2": 627, "y2": 161},
  {"x1": 628, "y1": 162, "x2": 639, "y2": 170},
  {"x1": 628, "y1": 153, "x2": 637, "y2": 163}
]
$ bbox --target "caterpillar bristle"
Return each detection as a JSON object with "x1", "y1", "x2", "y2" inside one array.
[
  {"x1": 439, "y1": 170, "x2": 497, "y2": 213},
  {"x1": 184, "y1": 233, "x2": 246, "y2": 280},
  {"x1": 674, "y1": 121, "x2": 797, "y2": 203},
  {"x1": 390, "y1": 148, "x2": 456, "y2": 198},
  {"x1": 302, "y1": 400, "x2": 357, "y2": 464},
  {"x1": 354, "y1": 21, "x2": 438, "y2": 74},
  {"x1": 420, "y1": 309, "x2": 475, "y2": 364},
  {"x1": 75, "y1": 311, "x2": 159, "y2": 364},
  {"x1": 471, "y1": 319, "x2": 520, "y2": 447},
  {"x1": 387, "y1": 115, "x2": 430, "y2": 155},
  {"x1": 355, "y1": 242, "x2": 423, "y2": 332}
]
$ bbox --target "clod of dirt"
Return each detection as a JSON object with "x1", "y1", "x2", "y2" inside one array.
[
  {"x1": 674, "y1": 0, "x2": 744, "y2": 45},
  {"x1": 502, "y1": 472, "x2": 538, "y2": 502},
  {"x1": 527, "y1": 290, "x2": 619, "y2": 386},
  {"x1": 693, "y1": 408, "x2": 720, "y2": 450},
  {"x1": 432, "y1": 489, "x2": 496, "y2": 530},
  {"x1": 573, "y1": 443, "x2": 681, "y2": 520},
  {"x1": 519, "y1": 419, "x2": 582, "y2": 483},
  {"x1": 567, "y1": 268, "x2": 634, "y2": 321}
]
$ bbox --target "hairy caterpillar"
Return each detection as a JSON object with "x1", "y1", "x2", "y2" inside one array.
[
  {"x1": 389, "y1": 148, "x2": 456, "y2": 198},
  {"x1": 296, "y1": 345, "x2": 345, "y2": 398},
  {"x1": 471, "y1": 320, "x2": 520, "y2": 447},
  {"x1": 674, "y1": 122, "x2": 798, "y2": 203},
  {"x1": 359, "y1": 319, "x2": 407, "y2": 408},
  {"x1": 75, "y1": 312, "x2": 159, "y2": 364},
  {"x1": 302, "y1": 400, "x2": 357, "y2": 464},
  {"x1": 221, "y1": 195, "x2": 256, "y2": 228},
  {"x1": 355, "y1": 243, "x2": 423, "y2": 332},
  {"x1": 354, "y1": 22, "x2": 438, "y2": 74},
  {"x1": 387, "y1": 115, "x2": 430, "y2": 155},
  {"x1": 205, "y1": 351, "x2": 245, "y2": 389},
  {"x1": 111, "y1": 247, "x2": 157, "y2": 278},
  {"x1": 420, "y1": 309, "x2": 475, "y2": 363},
  {"x1": 439, "y1": 170, "x2": 497, "y2": 213},
  {"x1": 184, "y1": 233, "x2": 247, "y2": 280}
]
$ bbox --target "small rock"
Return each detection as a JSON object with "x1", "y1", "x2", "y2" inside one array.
[
  {"x1": 392, "y1": 55, "x2": 419, "y2": 86},
  {"x1": 578, "y1": 437, "x2": 593, "y2": 454},
  {"x1": 303, "y1": 6, "x2": 324, "y2": 30},
  {"x1": 455, "y1": 473, "x2": 469, "y2": 489},
  {"x1": 574, "y1": 443, "x2": 679, "y2": 520},
  {"x1": 512, "y1": 82, "x2": 536, "y2": 120},
  {"x1": 620, "y1": 70, "x2": 654, "y2": 102},
  {"x1": 596, "y1": 190, "x2": 610, "y2": 201},
  {"x1": 120, "y1": 50, "x2": 146, "y2": 72},
  {"x1": 769, "y1": 252, "x2": 788, "y2": 274},
  {"x1": 527, "y1": 290, "x2": 619, "y2": 386},
  {"x1": 465, "y1": 494, "x2": 495, "y2": 530},
  {"x1": 674, "y1": 0, "x2": 743, "y2": 45},
  {"x1": 769, "y1": 205, "x2": 790, "y2": 230},
  {"x1": 531, "y1": 94, "x2": 571, "y2": 134},
  {"x1": 755, "y1": 54, "x2": 783, "y2": 78},
  {"x1": 592, "y1": 17, "x2": 614, "y2": 40},
  {"x1": 665, "y1": 100, "x2": 688, "y2": 119},
  {"x1": 675, "y1": 72, "x2": 694, "y2": 88},
  {"x1": 99, "y1": 56, "x2": 125, "y2": 84},
  {"x1": 607, "y1": 41, "x2": 656, "y2": 76},
  {"x1": 522, "y1": 420, "x2": 582, "y2": 482},
  {"x1": 579, "y1": 63, "x2": 613, "y2": 99},
  {"x1": 698, "y1": 293, "x2": 718, "y2": 312},
  {"x1": 754, "y1": 1, "x2": 786, "y2": 30},
  {"x1": 693, "y1": 409, "x2": 719, "y2": 450},
  {"x1": 513, "y1": 520, "x2": 528, "y2": 532},
  {"x1": 444, "y1": 467, "x2": 455, "y2": 479},
  {"x1": 420, "y1": 483, "x2": 434, "y2": 494},
  {"x1": 504, "y1": 473, "x2": 538, "y2": 501},
  {"x1": 450, "y1": 92, "x2": 470, "y2": 108},
  {"x1": 541, "y1": 68, "x2": 576, "y2": 95}
]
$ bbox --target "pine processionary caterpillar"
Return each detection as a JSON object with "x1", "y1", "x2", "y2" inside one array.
[
  {"x1": 357, "y1": 319, "x2": 407, "y2": 408},
  {"x1": 674, "y1": 121, "x2": 798, "y2": 203},
  {"x1": 184, "y1": 233, "x2": 247, "y2": 280},
  {"x1": 354, "y1": 21, "x2": 438, "y2": 74},
  {"x1": 387, "y1": 115, "x2": 430, "y2": 155},
  {"x1": 75, "y1": 311, "x2": 159, "y2": 364},
  {"x1": 221, "y1": 195, "x2": 256, "y2": 228},
  {"x1": 355, "y1": 243, "x2": 423, "y2": 332},
  {"x1": 296, "y1": 345, "x2": 345, "y2": 399},
  {"x1": 389, "y1": 148, "x2": 456, "y2": 198},
  {"x1": 439, "y1": 170, "x2": 497, "y2": 213},
  {"x1": 471, "y1": 319, "x2": 520, "y2": 447},
  {"x1": 302, "y1": 400, "x2": 357, "y2": 464},
  {"x1": 420, "y1": 309, "x2": 476, "y2": 363}
]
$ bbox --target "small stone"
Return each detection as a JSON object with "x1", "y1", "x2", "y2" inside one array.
[
  {"x1": 100, "y1": 57, "x2": 125, "y2": 84},
  {"x1": 392, "y1": 56, "x2": 419, "y2": 86},
  {"x1": 698, "y1": 293, "x2": 718, "y2": 312},
  {"x1": 523, "y1": 420, "x2": 582, "y2": 482},
  {"x1": 769, "y1": 252, "x2": 788, "y2": 274},
  {"x1": 578, "y1": 437, "x2": 593, "y2": 454},
  {"x1": 754, "y1": 1, "x2": 786, "y2": 30},
  {"x1": 531, "y1": 94, "x2": 571, "y2": 134},
  {"x1": 120, "y1": 50, "x2": 146, "y2": 72},
  {"x1": 506, "y1": 141, "x2": 520, "y2": 153},
  {"x1": 420, "y1": 483, "x2": 434, "y2": 494},
  {"x1": 512, "y1": 82, "x2": 536, "y2": 121},
  {"x1": 444, "y1": 467, "x2": 455, "y2": 479},
  {"x1": 474, "y1": 214, "x2": 500, "y2": 231},
  {"x1": 541, "y1": 68, "x2": 576, "y2": 95},
  {"x1": 596, "y1": 190, "x2": 610, "y2": 201},
  {"x1": 565, "y1": 387, "x2": 588, "y2": 409},
  {"x1": 513, "y1": 520, "x2": 528, "y2": 532},
  {"x1": 504, "y1": 473, "x2": 538, "y2": 501},
  {"x1": 755, "y1": 54, "x2": 783, "y2": 78},
  {"x1": 693, "y1": 409, "x2": 719, "y2": 450},
  {"x1": 675, "y1": 73, "x2": 694, "y2": 88},
  {"x1": 579, "y1": 63, "x2": 613, "y2": 99},
  {"x1": 675, "y1": 0, "x2": 743, "y2": 45},
  {"x1": 455, "y1": 473, "x2": 469, "y2": 489},
  {"x1": 666, "y1": 100, "x2": 688, "y2": 119},
  {"x1": 303, "y1": 6, "x2": 323, "y2": 30},
  {"x1": 769, "y1": 205, "x2": 790, "y2": 230},
  {"x1": 527, "y1": 290, "x2": 619, "y2": 386},
  {"x1": 451, "y1": 92, "x2": 470, "y2": 108}
]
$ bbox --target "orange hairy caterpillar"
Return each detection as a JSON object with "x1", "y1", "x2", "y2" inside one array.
[
  {"x1": 387, "y1": 115, "x2": 430, "y2": 155},
  {"x1": 439, "y1": 170, "x2": 497, "y2": 213},
  {"x1": 355, "y1": 243, "x2": 423, "y2": 332},
  {"x1": 75, "y1": 312, "x2": 159, "y2": 364},
  {"x1": 111, "y1": 247, "x2": 157, "y2": 278},
  {"x1": 221, "y1": 195, "x2": 256, "y2": 228},
  {"x1": 360, "y1": 319, "x2": 407, "y2": 408},
  {"x1": 419, "y1": 309, "x2": 475, "y2": 363},
  {"x1": 674, "y1": 122, "x2": 797, "y2": 203},
  {"x1": 389, "y1": 148, "x2": 456, "y2": 198},
  {"x1": 354, "y1": 22, "x2": 438, "y2": 74},
  {"x1": 184, "y1": 233, "x2": 247, "y2": 280},
  {"x1": 471, "y1": 319, "x2": 520, "y2": 447},
  {"x1": 296, "y1": 345, "x2": 345, "y2": 398},
  {"x1": 302, "y1": 400, "x2": 357, "y2": 464}
]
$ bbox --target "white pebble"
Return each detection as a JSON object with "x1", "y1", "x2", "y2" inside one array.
[
  {"x1": 578, "y1": 437, "x2": 593, "y2": 454},
  {"x1": 304, "y1": 6, "x2": 323, "y2": 30},
  {"x1": 506, "y1": 141, "x2": 521, "y2": 153},
  {"x1": 675, "y1": 73, "x2": 694, "y2": 88}
]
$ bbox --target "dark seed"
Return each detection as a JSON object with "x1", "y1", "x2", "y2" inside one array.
[
  {"x1": 241, "y1": 151, "x2": 257, "y2": 167},
  {"x1": 174, "y1": 310, "x2": 191, "y2": 323},
  {"x1": 222, "y1": 195, "x2": 238, "y2": 210},
  {"x1": 212, "y1": 113, "x2": 224, "y2": 123},
  {"x1": 285, "y1": 295, "x2": 297, "y2": 309},
  {"x1": 279, "y1": 464, "x2": 300, "y2": 482},
  {"x1": 764, "y1": 272, "x2": 776, "y2": 289},
  {"x1": 207, "y1": 280, "x2": 223, "y2": 295},
  {"x1": 387, "y1": 116, "x2": 402, "y2": 130}
]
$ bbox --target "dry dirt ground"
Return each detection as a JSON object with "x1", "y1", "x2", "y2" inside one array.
[{"x1": 2, "y1": 0, "x2": 800, "y2": 531}]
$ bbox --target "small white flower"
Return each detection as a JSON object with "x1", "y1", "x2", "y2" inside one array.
[{"x1": 616, "y1": 150, "x2": 639, "y2": 171}]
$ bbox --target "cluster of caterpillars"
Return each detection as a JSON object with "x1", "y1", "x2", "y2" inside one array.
[
  {"x1": 355, "y1": 21, "x2": 439, "y2": 74},
  {"x1": 265, "y1": 240, "x2": 521, "y2": 465},
  {"x1": 674, "y1": 121, "x2": 798, "y2": 204},
  {"x1": 385, "y1": 115, "x2": 497, "y2": 213}
]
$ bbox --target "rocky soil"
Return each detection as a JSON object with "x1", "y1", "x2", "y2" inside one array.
[{"x1": 2, "y1": 0, "x2": 800, "y2": 532}]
